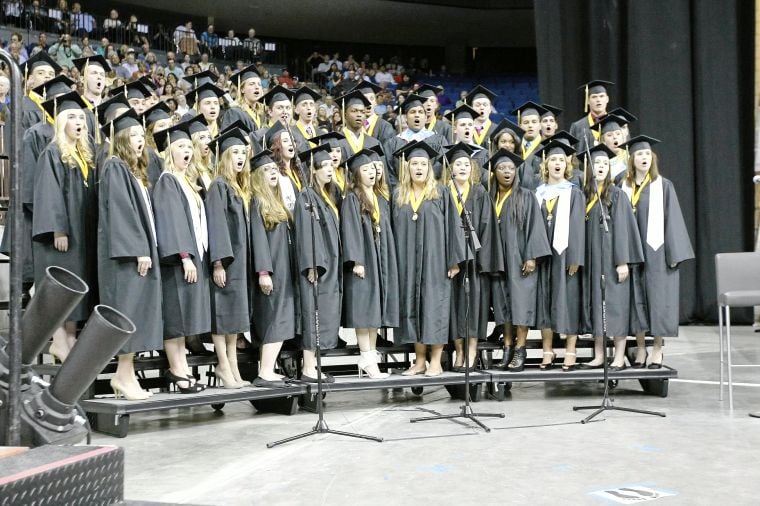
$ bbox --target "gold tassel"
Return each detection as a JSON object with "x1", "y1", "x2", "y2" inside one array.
[
  {"x1": 215, "y1": 142, "x2": 220, "y2": 177},
  {"x1": 583, "y1": 153, "x2": 588, "y2": 186},
  {"x1": 237, "y1": 76, "x2": 241, "y2": 103},
  {"x1": 584, "y1": 84, "x2": 589, "y2": 114},
  {"x1": 94, "y1": 107, "x2": 101, "y2": 145},
  {"x1": 108, "y1": 120, "x2": 114, "y2": 157},
  {"x1": 517, "y1": 110, "x2": 521, "y2": 125}
]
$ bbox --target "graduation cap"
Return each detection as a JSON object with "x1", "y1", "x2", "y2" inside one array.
[
  {"x1": 116, "y1": 80, "x2": 153, "y2": 100},
  {"x1": 541, "y1": 103, "x2": 562, "y2": 119},
  {"x1": 368, "y1": 144, "x2": 384, "y2": 160},
  {"x1": 584, "y1": 143, "x2": 617, "y2": 160},
  {"x1": 220, "y1": 120, "x2": 247, "y2": 135},
  {"x1": 543, "y1": 130, "x2": 579, "y2": 147},
  {"x1": 31, "y1": 74, "x2": 75, "y2": 100},
  {"x1": 185, "y1": 113, "x2": 209, "y2": 136},
  {"x1": 72, "y1": 55, "x2": 111, "y2": 74},
  {"x1": 443, "y1": 142, "x2": 476, "y2": 164},
  {"x1": 511, "y1": 101, "x2": 548, "y2": 123},
  {"x1": 535, "y1": 139, "x2": 576, "y2": 160},
  {"x1": 580, "y1": 79, "x2": 614, "y2": 112},
  {"x1": 100, "y1": 108, "x2": 141, "y2": 140},
  {"x1": 264, "y1": 120, "x2": 288, "y2": 148},
  {"x1": 592, "y1": 114, "x2": 628, "y2": 135},
  {"x1": 416, "y1": 84, "x2": 443, "y2": 99},
  {"x1": 488, "y1": 148, "x2": 524, "y2": 170},
  {"x1": 40, "y1": 90, "x2": 87, "y2": 120},
  {"x1": 444, "y1": 104, "x2": 478, "y2": 123},
  {"x1": 621, "y1": 135, "x2": 661, "y2": 154},
  {"x1": 465, "y1": 85, "x2": 497, "y2": 104},
  {"x1": 489, "y1": 118, "x2": 525, "y2": 143},
  {"x1": 608, "y1": 107, "x2": 638, "y2": 124},
  {"x1": 141, "y1": 101, "x2": 172, "y2": 128},
  {"x1": 186, "y1": 82, "x2": 226, "y2": 108},
  {"x1": 182, "y1": 69, "x2": 218, "y2": 88},
  {"x1": 139, "y1": 76, "x2": 158, "y2": 94},
  {"x1": 312, "y1": 131, "x2": 345, "y2": 150},
  {"x1": 345, "y1": 148, "x2": 377, "y2": 172},
  {"x1": 297, "y1": 143, "x2": 332, "y2": 168},
  {"x1": 338, "y1": 89, "x2": 371, "y2": 111},
  {"x1": 400, "y1": 93, "x2": 426, "y2": 114},
  {"x1": 230, "y1": 64, "x2": 261, "y2": 87},
  {"x1": 293, "y1": 86, "x2": 321, "y2": 105},
  {"x1": 96, "y1": 93, "x2": 130, "y2": 126},
  {"x1": 393, "y1": 140, "x2": 438, "y2": 160},
  {"x1": 261, "y1": 85, "x2": 295, "y2": 107},
  {"x1": 208, "y1": 127, "x2": 248, "y2": 156},
  {"x1": 251, "y1": 149, "x2": 276, "y2": 171},
  {"x1": 20, "y1": 51, "x2": 62, "y2": 80},
  {"x1": 153, "y1": 121, "x2": 192, "y2": 151},
  {"x1": 350, "y1": 81, "x2": 383, "y2": 96}
]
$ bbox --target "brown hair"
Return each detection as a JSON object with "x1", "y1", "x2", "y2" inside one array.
[
  {"x1": 112, "y1": 127, "x2": 149, "y2": 186},
  {"x1": 624, "y1": 150, "x2": 660, "y2": 187}
]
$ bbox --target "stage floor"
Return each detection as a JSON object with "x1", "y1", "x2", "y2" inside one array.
[{"x1": 92, "y1": 325, "x2": 760, "y2": 505}]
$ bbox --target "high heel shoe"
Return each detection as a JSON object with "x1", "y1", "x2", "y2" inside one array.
[
  {"x1": 562, "y1": 352, "x2": 577, "y2": 372},
  {"x1": 648, "y1": 352, "x2": 663, "y2": 369},
  {"x1": 110, "y1": 378, "x2": 151, "y2": 400},
  {"x1": 358, "y1": 351, "x2": 390, "y2": 379},
  {"x1": 214, "y1": 368, "x2": 243, "y2": 389},
  {"x1": 633, "y1": 350, "x2": 649, "y2": 369},
  {"x1": 507, "y1": 347, "x2": 527, "y2": 372},
  {"x1": 165, "y1": 371, "x2": 205, "y2": 393},
  {"x1": 539, "y1": 351, "x2": 556, "y2": 370},
  {"x1": 498, "y1": 346, "x2": 514, "y2": 370}
]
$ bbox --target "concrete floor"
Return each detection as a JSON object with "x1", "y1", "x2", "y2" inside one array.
[{"x1": 92, "y1": 325, "x2": 760, "y2": 506}]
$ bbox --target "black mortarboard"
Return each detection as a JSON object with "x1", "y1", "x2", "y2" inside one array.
[
  {"x1": 608, "y1": 107, "x2": 638, "y2": 124},
  {"x1": 536, "y1": 139, "x2": 576, "y2": 159},
  {"x1": 182, "y1": 69, "x2": 218, "y2": 88},
  {"x1": 416, "y1": 84, "x2": 442, "y2": 99},
  {"x1": 393, "y1": 140, "x2": 438, "y2": 160},
  {"x1": 346, "y1": 149, "x2": 376, "y2": 172},
  {"x1": 543, "y1": 130, "x2": 579, "y2": 147},
  {"x1": 230, "y1": 64, "x2": 260, "y2": 86},
  {"x1": 96, "y1": 93, "x2": 130, "y2": 125},
  {"x1": 488, "y1": 149, "x2": 524, "y2": 170},
  {"x1": 294, "y1": 86, "x2": 321, "y2": 105},
  {"x1": 186, "y1": 113, "x2": 209, "y2": 136},
  {"x1": 465, "y1": 85, "x2": 497, "y2": 104},
  {"x1": 621, "y1": 135, "x2": 661, "y2": 154},
  {"x1": 20, "y1": 51, "x2": 62, "y2": 78},
  {"x1": 153, "y1": 121, "x2": 192, "y2": 151},
  {"x1": 490, "y1": 118, "x2": 525, "y2": 142},
  {"x1": 541, "y1": 103, "x2": 563, "y2": 118},
  {"x1": 580, "y1": 79, "x2": 614, "y2": 95},
  {"x1": 261, "y1": 85, "x2": 294, "y2": 107},
  {"x1": 31, "y1": 74, "x2": 75, "y2": 99},
  {"x1": 139, "y1": 76, "x2": 158, "y2": 93},
  {"x1": 251, "y1": 149, "x2": 276, "y2": 171},
  {"x1": 584, "y1": 143, "x2": 617, "y2": 160},
  {"x1": 186, "y1": 82, "x2": 225, "y2": 108},
  {"x1": 368, "y1": 144, "x2": 384, "y2": 160},
  {"x1": 443, "y1": 142, "x2": 475, "y2": 164},
  {"x1": 101, "y1": 108, "x2": 141, "y2": 139},
  {"x1": 444, "y1": 104, "x2": 478, "y2": 123},
  {"x1": 592, "y1": 114, "x2": 628, "y2": 134},
  {"x1": 264, "y1": 120, "x2": 288, "y2": 148},
  {"x1": 208, "y1": 127, "x2": 248, "y2": 155},
  {"x1": 298, "y1": 143, "x2": 333, "y2": 167},
  {"x1": 312, "y1": 131, "x2": 345, "y2": 150},
  {"x1": 141, "y1": 101, "x2": 172, "y2": 127},
  {"x1": 351, "y1": 81, "x2": 383, "y2": 95},
  {"x1": 400, "y1": 93, "x2": 425, "y2": 113},
  {"x1": 339, "y1": 89, "x2": 371, "y2": 110},
  {"x1": 511, "y1": 101, "x2": 548, "y2": 123},
  {"x1": 118, "y1": 80, "x2": 152, "y2": 100},
  {"x1": 72, "y1": 55, "x2": 111, "y2": 73},
  {"x1": 40, "y1": 90, "x2": 86, "y2": 119},
  {"x1": 220, "y1": 120, "x2": 247, "y2": 135}
]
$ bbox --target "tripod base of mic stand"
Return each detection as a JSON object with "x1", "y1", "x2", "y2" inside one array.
[
  {"x1": 267, "y1": 419, "x2": 383, "y2": 448},
  {"x1": 410, "y1": 404, "x2": 505, "y2": 432},
  {"x1": 573, "y1": 397, "x2": 666, "y2": 424}
]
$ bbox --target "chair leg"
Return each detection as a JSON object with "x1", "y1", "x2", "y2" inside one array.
[
  {"x1": 727, "y1": 306, "x2": 733, "y2": 411},
  {"x1": 719, "y1": 305, "x2": 724, "y2": 401}
]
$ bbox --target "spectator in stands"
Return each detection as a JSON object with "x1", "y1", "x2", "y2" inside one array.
[
  {"x1": 175, "y1": 21, "x2": 199, "y2": 60},
  {"x1": 96, "y1": 37, "x2": 109, "y2": 57},
  {"x1": 455, "y1": 90, "x2": 467, "y2": 108},
  {"x1": 220, "y1": 30, "x2": 241, "y2": 61},
  {"x1": 49, "y1": 33, "x2": 82, "y2": 70},
  {"x1": 120, "y1": 49, "x2": 139, "y2": 79},
  {"x1": 375, "y1": 65, "x2": 394, "y2": 88},
  {"x1": 9, "y1": 32, "x2": 29, "y2": 62},
  {"x1": 329, "y1": 53, "x2": 343, "y2": 70},
  {"x1": 163, "y1": 82, "x2": 176, "y2": 98},
  {"x1": 242, "y1": 28, "x2": 262, "y2": 62},
  {"x1": 51, "y1": 0, "x2": 71, "y2": 35},
  {"x1": 152, "y1": 24, "x2": 173, "y2": 52},
  {"x1": 165, "y1": 56, "x2": 184, "y2": 81},
  {"x1": 103, "y1": 9, "x2": 123, "y2": 44},
  {"x1": 112, "y1": 54, "x2": 131, "y2": 80},
  {"x1": 9, "y1": 39, "x2": 26, "y2": 65},
  {"x1": 317, "y1": 106, "x2": 330, "y2": 131},
  {"x1": 278, "y1": 69, "x2": 294, "y2": 88},
  {"x1": 199, "y1": 52, "x2": 211, "y2": 71},
  {"x1": 125, "y1": 14, "x2": 144, "y2": 47},
  {"x1": 326, "y1": 63, "x2": 342, "y2": 95},
  {"x1": 306, "y1": 51, "x2": 322, "y2": 81},
  {"x1": 174, "y1": 88, "x2": 189, "y2": 116},
  {"x1": 69, "y1": 3, "x2": 92, "y2": 38},
  {"x1": 4, "y1": 1, "x2": 23, "y2": 27},
  {"x1": 0, "y1": 76, "x2": 9, "y2": 107},
  {"x1": 27, "y1": 32, "x2": 48, "y2": 57},
  {"x1": 331, "y1": 110, "x2": 343, "y2": 131},
  {"x1": 24, "y1": 1, "x2": 46, "y2": 32},
  {"x1": 181, "y1": 54, "x2": 192, "y2": 71},
  {"x1": 201, "y1": 24, "x2": 220, "y2": 57}
]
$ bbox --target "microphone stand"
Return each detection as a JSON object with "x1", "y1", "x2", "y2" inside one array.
[
  {"x1": 573, "y1": 175, "x2": 665, "y2": 423},
  {"x1": 411, "y1": 166, "x2": 505, "y2": 432},
  {"x1": 268, "y1": 160, "x2": 383, "y2": 447}
]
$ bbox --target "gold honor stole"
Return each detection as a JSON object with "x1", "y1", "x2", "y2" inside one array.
[
  {"x1": 342, "y1": 127, "x2": 365, "y2": 154},
  {"x1": 473, "y1": 119, "x2": 491, "y2": 146}
]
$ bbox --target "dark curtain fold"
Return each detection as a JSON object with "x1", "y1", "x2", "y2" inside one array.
[{"x1": 535, "y1": 0, "x2": 755, "y2": 323}]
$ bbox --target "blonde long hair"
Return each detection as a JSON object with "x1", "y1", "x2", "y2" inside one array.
[
  {"x1": 54, "y1": 110, "x2": 94, "y2": 169},
  {"x1": 394, "y1": 157, "x2": 439, "y2": 206},
  {"x1": 217, "y1": 147, "x2": 252, "y2": 204},
  {"x1": 187, "y1": 130, "x2": 213, "y2": 184},
  {"x1": 441, "y1": 156, "x2": 481, "y2": 187},
  {"x1": 251, "y1": 164, "x2": 290, "y2": 230}
]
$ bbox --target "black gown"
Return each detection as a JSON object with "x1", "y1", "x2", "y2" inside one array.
[
  {"x1": 97, "y1": 157, "x2": 163, "y2": 354},
  {"x1": 21, "y1": 96, "x2": 43, "y2": 131},
  {"x1": 382, "y1": 132, "x2": 446, "y2": 187},
  {"x1": 206, "y1": 178, "x2": 251, "y2": 335},
  {"x1": 147, "y1": 147, "x2": 164, "y2": 187},
  {"x1": 249, "y1": 197, "x2": 298, "y2": 344},
  {"x1": 392, "y1": 185, "x2": 465, "y2": 345}
]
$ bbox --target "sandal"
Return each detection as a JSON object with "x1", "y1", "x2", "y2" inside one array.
[
  {"x1": 539, "y1": 351, "x2": 556, "y2": 371},
  {"x1": 562, "y1": 352, "x2": 577, "y2": 372}
]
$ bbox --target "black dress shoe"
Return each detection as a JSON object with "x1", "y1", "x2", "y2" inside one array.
[
  {"x1": 647, "y1": 362, "x2": 663, "y2": 370},
  {"x1": 336, "y1": 337, "x2": 348, "y2": 349},
  {"x1": 577, "y1": 362, "x2": 603, "y2": 370},
  {"x1": 609, "y1": 364, "x2": 628, "y2": 372},
  {"x1": 507, "y1": 347, "x2": 526, "y2": 372},
  {"x1": 451, "y1": 365, "x2": 464, "y2": 373},
  {"x1": 300, "y1": 373, "x2": 335, "y2": 384},
  {"x1": 498, "y1": 346, "x2": 514, "y2": 370},
  {"x1": 253, "y1": 377, "x2": 289, "y2": 388},
  {"x1": 633, "y1": 351, "x2": 649, "y2": 369}
]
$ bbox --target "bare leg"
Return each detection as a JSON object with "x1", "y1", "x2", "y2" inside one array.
[
  {"x1": 111, "y1": 353, "x2": 151, "y2": 399},
  {"x1": 650, "y1": 335, "x2": 664, "y2": 365},
  {"x1": 503, "y1": 323, "x2": 514, "y2": 347},
  {"x1": 635, "y1": 332, "x2": 647, "y2": 364},
  {"x1": 259, "y1": 342, "x2": 285, "y2": 380},
  {"x1": 227, "y1": 334, "x2": 248, "y2": 385},
  {"x1": 466, "y1": 337, "x2": 478, "y2": 368},
  {"x1": 611, "y1": 336, "x2": 627, "y2": 367},
  {"x1": 212, "y1": 333, "x2": 238, "y2": 387},
  {"x1": 515, "y1": 325, "x2": 528, "y2": 348},
  {"x1": 563, "y1": 334, "x2": 577, "y2": 368},
  {"x1": 426, "y1": 344, "x2": 444, "y2": 375},
  {"x1": 50, "y1": 326, "x2": 70, "y2": 363},
  {"x1": 64, "y1": 321, "x2": 77, "y2": 350},
  {"x1": 587, "y1": 336, "x2": 605, "y2": 366},
  {"x1": 402, "y1": 343, "x2": 428, "y2": 375},
  {"x1": 357, "y1": 327, "x2": 387, "y2": 378},
  {"x1": 164, "y1": 337, "x2": 193, "y2": 389},
  {"x1": 453, "y1": 338, "x2": 464, "y2": 367},
  {"x1": 540, "y1": 328, "x2": 555, "y2": 366}
]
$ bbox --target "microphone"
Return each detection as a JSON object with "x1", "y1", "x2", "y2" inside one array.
[{"x1": 753, "y1": 174, "x2": 760, "y2": 184}]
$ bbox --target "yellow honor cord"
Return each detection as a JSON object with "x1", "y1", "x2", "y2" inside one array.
[
  {"x1": 587, "y1": 113, "x2": 601, "y2": 141},
  {"x1": 409, "y1": 188, "x2": 425, "y2": 213},
  {"x1": 342, "y1": 127, "x2": 365, "y2": 154},
  {"x1": 448, "y1": 181, "x2": 470, "y2": 216},
  {"x1": 334, "y1": 168, "x2": 345, "y2": 193},
  {"x1": 371, "y1": 191, "x2": 380, "y2": 224},
  {"x1": 321, "y1": 186, "x2": 339, "y2": 220},
  {"x1": 295, "y1": 121, "x2": 317, "y2": 148},
  {"x1": 473, "y1": 119, "x2": 491, "y2": 146},
  {"x1": 585, "y1": 182, "x2": 604, "y2": 216},
  {"x1": 287, "y1": 167, "x2": 302, "y2": 191},
  {"x1": 631, "y1": 173, "x2": 651, "y2": 209},
  {"x1": 494, "y1": 187, "x2": 513, "y2": 217},
  {"x1": 69, "y1": 146, "x2": 90, "y2": 182},
  {"x1": 364, "y1": 114, "x2": 379, "y2": 136},
  {"x1": 521, "y1": 135, "x2": 542, "y2": 159},
  {"x1": 427, "y1": 115, "x2": 437, "y2": 131},
  {"x1": 546, "y1": 196, "x2": 558, "y2": 215}
]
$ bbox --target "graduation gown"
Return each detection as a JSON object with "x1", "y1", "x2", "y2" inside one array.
[
  {"x1": 449, "y1": 184, "x2": 503, "y2": 339},
  {"x1": 581, "y1": 186, "x2": 644, "y2": 337},
  {"x1": 97, "y1": 158, "x2": 163, "y2": 354},
  {"x1": 491, "y1": 186, "x2": 552, "y2": 327},
  {"x1": 624, "y1": 176, "x2": 694, "y2": 336},
  {"x1": 152, "y1": 172, "x2": 211, "y2": 339},
  {"x1": 220, "y1": 105, "x2": 262, "y2": 135},
  {"x1": 294, "y1": 186, "x2": 342, "y2": 350},
  {"x1": 365, "y1": 114, "x2": 396, "y2": 144},
  {"x1": 392, "y1": 185, "x2": 466, "y2": 344},
  {"x1": 338, "y1": 129, "x2": 381, "y2": 160},
  {"x1": 569, "y1": 114, "x2": 599, "y2": 152},
  {"x1": 21, "y1": 96, "x2": 43, "y2": 131},
  {"x1": 147, "y1": 147, "x2": 164, "y2": 187},
  {"x1": 519, "y1": 155, "x2": 540, "y2": 191},
  {"x1": 429, "y1": 118, "x2": 452, "y2": 144},
  {"x1": 535, "y1": 185, "x2": 586, "y2": 334},
  {"x1": 472, "y1": 120, "x2": 495, "y2": 147},
  {"x1": 340, "y1": 192, "x2": 400, "y2": 329},
  {"x1": 32, "y1": 143, "x2": 96, "y2": 322},
  {"x1": 206, "y1": 178, "x2": 251, "y2": 335},
  {"x1": 249, "y1": 198, "x2": 298, "y2": 344},
  {"x1": 290, "y1": 121, "x2": 326, "y2": 153},
  {"x1": 382, "y1": 132, "x2": 446, "y2": 187}
]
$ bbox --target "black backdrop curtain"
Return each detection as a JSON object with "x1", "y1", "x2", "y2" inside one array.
[{"x1": 534, "y1": 0, "x2": 755, "y2": 323}]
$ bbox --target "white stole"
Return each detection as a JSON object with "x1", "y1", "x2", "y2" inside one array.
[
  {"x1": 279, "y1": 174, "x2": 297, "y2": 211},
  {"x1": 166, "y1": 172, "x2": 208, "y2": 258},
  {"x1": 536, "y1": 183, "x2": 572, "y2": 254},
  {"x1": 621, "y1": 176, "x2": 664, "y2": 251},
  {"x1": 135, "y1": 175, "x2": 157, "y2": 247}
]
